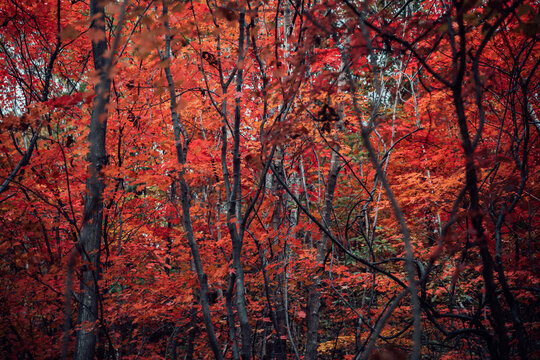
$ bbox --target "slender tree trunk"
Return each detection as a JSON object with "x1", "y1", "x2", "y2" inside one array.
[
  {"x1": 453, "y1": 84, "x2": 509, "y2": 360},
  {"x1": 74, "y1": 0, "x2": 110, "y2": 358},
  {"x1": 304, "y1": 150, "x2": 341, "y2": 360},
  {"x1": 269, "y1": 161, "x2": 288, "y2": 359},
  {"x1": 451, "y1": 12, "x2": 509, "y2": 357},
  {"x1": 160, "y1": 2, "x2": 223, "y2": 359},
  {"x1": 225, "y1": 10, "x2": 251, "y2": 359},
  {"x1": 304, "y1": 34, "x2": 347, "y2": 358}
]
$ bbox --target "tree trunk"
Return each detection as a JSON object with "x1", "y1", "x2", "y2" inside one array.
[
  {"x1": 305, "y1": 33, "x2": 347, "y2": 358},
  {"x1": 159, "y1": 2, "x2": 223, "y2": 359},
  {"x1": 74, "y1": 0, "x2": 110, "y2": 358},
  {"x1": 304, "y1": 150, "x2": 341, "y2": 360},
  {"x1": 225, "y1": 10, "x2": 251, "y2": 359}
]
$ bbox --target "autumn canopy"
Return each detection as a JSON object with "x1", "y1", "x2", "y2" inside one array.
[{"x1": 0, "y1": 0, "x2": 538, "y2": 359}]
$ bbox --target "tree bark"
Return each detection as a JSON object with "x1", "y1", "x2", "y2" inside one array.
[
  {"x1": 160, "y1": 2, "x2": 224, "y2": 359},
  {"x1": 74, "y1": 0, "x2": 110, "y2": 358},
  {"x1": 224, "y1": 10, "x2": 251, "y2": 360},
  {"x1": 305, "y1": 149, "x2": 341, "y2": 360}
]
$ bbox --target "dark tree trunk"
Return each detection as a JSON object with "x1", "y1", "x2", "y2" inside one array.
[
  {"x1": 74, "y1": 0, "x2": 110, "y2": 359},
  {"x1": 159, "y1": 2, "x2": 223, "y2": 359},
  {"x1": 305, "y1": 150, "x2": 341, "y2": 360}
]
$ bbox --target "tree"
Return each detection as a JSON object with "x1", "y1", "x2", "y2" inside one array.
[
  {"x1": 74, "y1": 0, "x2": 126, "y2": 359},
  {"x1": 0, "y1": 0, "x2": 537, "y2": 359}
]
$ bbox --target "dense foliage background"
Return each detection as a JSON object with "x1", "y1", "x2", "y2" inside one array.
[{"x1": 0, "y1": 0, "x2": 538, "y2": 359}]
